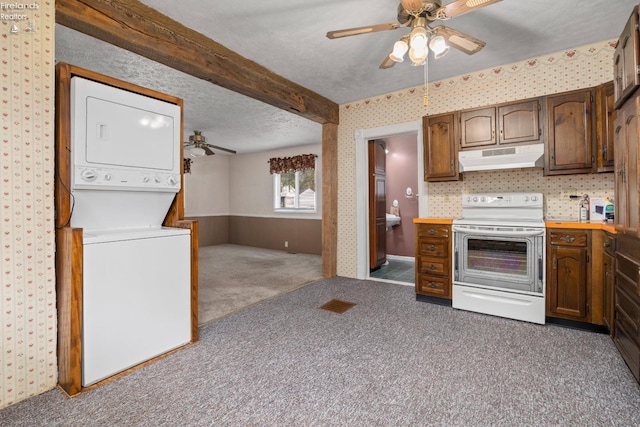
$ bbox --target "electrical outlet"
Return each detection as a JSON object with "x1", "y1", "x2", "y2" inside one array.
[{"x1": 284, "y1": 241, "x2": 288, "y2": 248}]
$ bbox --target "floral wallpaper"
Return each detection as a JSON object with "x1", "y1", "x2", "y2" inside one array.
[
  {"x1": 0, "y1": 2, "x2": 57, "y2": 408},
  {"x1": 336, "y1": 40, "x2": 617, "y2": 278}
]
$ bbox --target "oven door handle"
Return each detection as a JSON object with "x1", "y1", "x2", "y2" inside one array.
[{"x1": 452, "y1": 226, "x2": 544, "y2": 238}]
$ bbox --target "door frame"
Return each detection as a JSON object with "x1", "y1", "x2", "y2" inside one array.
[{"x1": 354, "y1": 120, "x2": 426, "y2": 279}]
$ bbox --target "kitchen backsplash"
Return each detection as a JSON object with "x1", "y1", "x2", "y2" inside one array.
[{"x1": 427, "y1": 169, "x2": 614, "y2": 220}]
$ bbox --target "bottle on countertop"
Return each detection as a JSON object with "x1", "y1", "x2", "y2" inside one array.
[{"x1": 579, "y1": 194, "x2": 589, "y2": 222}]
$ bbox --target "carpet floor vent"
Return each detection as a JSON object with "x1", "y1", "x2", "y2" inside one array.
[{"x1": 319, "y1": 299, "x2": 356, "y2": 314}]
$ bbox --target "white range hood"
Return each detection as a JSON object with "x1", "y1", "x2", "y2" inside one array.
[{"x1": 458, "y1": 144, "x2": 544, "y2": 172}]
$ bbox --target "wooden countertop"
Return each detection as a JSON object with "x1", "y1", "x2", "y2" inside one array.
[
  {"x1": 545, "y1": 220, "x2": 617, "y2": 233},
  {"x1": 413, "y1": 218, "x2": 453, "y2": 225}
]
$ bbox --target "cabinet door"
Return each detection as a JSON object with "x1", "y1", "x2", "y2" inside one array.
[
  {"x1": 545, "y1": 89, "x2": 594, "y2": 175},
  {"x1": 614, "y1": 95, "x2": 640, "y2": 236},
  {"x1": 595, "y1": 81, "x2": 615, "y2": 172},
  {"x1": 616, "y1": 8, "x2": 640, "y2": 108},
  {"x1": 460, "y1": 107, "x2": 496, "y2": 148},
  {"x1": 603, "y1": 249, "x2": 615, "y2": 334},
  {"x1": 423, "y1": 113, "x2": 460, "y2": 182},
  {"x1": 548, "y1": 245, "x2": 589, "y2": 320},
  {"x1": 497, "y1": 99, "x2": 541, "y2": 145}
]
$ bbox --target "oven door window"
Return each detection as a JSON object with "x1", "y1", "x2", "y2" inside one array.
[{"x1": 467, "y1": 238, "x2": 528, "y2": 276}]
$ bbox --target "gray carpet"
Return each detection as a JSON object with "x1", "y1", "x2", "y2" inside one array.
[
  {"x1": 2, "y1": 277, "x2": 639, "y2": 426},
  {"x1": 198, "y1": 244, "x2": 323, "y2": 325}
]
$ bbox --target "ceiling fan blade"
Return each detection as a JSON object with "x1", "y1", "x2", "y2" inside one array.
[
  {"x1": 433, "y1": 26, "x2": 486, "y2": 55},
  {"x1": 326, "y1": 22, "x2": 400, "y2": 39},
  {"x1": 205, "y1": 144, "x2": 237, "y2": 154},
  {"x1": 379, "y1": 52, "x2": 397, "y2": 69},
  {"x1": 439, "y1": 0, "x2": 502, "y2": 18},
  {"x1": 203, "y1": 146, "x2": 215, "y2": 156}
]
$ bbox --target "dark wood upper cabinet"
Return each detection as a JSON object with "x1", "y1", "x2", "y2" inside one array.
[
  {"x1": 460, "y1": 107, "x2": 496, "y2": 149},
  {"x1": 614, "y1": 6, "x2": 640, "y2": 109},
  {"x1": 614, "y1": 93, "x2": 640, "y2": 237},
  {"x1": 423, "y1": 113, "x2": 460, "y2": 182},
  {"x1": 596, "y1": 81, "x2": 616, "y2": 172},
  {"x1": 460, "y1": 99, "x2": 541, "y2": 149},
  {"x1": 498, "y1": 99, "x2": 541, "y2": 145},
  {"x1": 544, "y1": 88, "x2": 595, "y2": 175}
]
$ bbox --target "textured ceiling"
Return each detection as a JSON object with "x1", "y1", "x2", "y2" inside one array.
[{"x1": 55, "y1": 0, "x2": 637, "y2": 154}]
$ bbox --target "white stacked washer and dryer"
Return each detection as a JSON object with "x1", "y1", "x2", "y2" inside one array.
[{"x1": 69, "y1": 77, "x2": 191, "y2": 387}]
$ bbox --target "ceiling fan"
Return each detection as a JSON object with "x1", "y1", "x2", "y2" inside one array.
[
  {"x1": 326, "y1": 0, "x2": 502, "y2": 68},
  {"x1": 184, "y1": 130, "x2": 237, "y2": 157}
]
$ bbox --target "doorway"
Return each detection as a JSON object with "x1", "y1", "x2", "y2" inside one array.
[{"x1": 354, "y1": 120, "x2": 426, "y2": 282}]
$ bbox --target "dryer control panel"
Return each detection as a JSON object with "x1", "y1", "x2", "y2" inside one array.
[{"x1": 73, "y1": 167, "x2": 180, "y2": 192}]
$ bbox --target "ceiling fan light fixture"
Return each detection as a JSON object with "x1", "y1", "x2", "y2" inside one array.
[
  {"x1": 189, "y1": 146, "x2": 206, "y2": 158},
  {"x1": 409, "y1": 26, "x2": 428, "y2": 50},
  {"x1": 390, "y1": 39, "x2": 409, "y2": 62},
  {"x1": 409, "y1": 46, "x2": 428, "y2": 65},
  {"x1": 429, "y1": 35, "x2": 449, "y2": 58}
]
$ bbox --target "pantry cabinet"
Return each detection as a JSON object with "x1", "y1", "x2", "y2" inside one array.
[
  {"x1": 613, "y1": 93, "x2": 640, "y2": 237},
  {"x1": 544, "y1": 88, "x2": 595, "y2": 176},
  {"x1": 423, "y1": 113, "x2": 460, "y2": 182},
  {"x1": 613, "y1": 6, "x2": 640, "y2": 108},
  {"x1": 459, "y1": 99, "x2": 541, "y2": 149},
  {"x1": 415, "y1": 223, "x2": 452, "y2": 299},
  {"x1": 595, "y1": 81, "x2": 616, "y2": 173},
  {"x1": 547, "y1": 229, "x2": 591, "y2": 322}
]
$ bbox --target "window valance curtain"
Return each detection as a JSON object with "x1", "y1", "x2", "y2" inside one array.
[{"x1": 269, "y1": 154, "x2": 316, "y2": 175}]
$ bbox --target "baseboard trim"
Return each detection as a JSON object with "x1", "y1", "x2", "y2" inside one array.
[
  {"x1": 545, "y1": 317, "x2": 610, "y2": 334},
  {"x1": 416, "y1": 294, "x2": 453, "y2": 307}
]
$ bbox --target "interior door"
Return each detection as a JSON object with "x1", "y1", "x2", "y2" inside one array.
[{"x1": 369, "y1": 140, "x2": 386, "y2": 271}]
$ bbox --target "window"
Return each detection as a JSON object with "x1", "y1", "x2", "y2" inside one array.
[
  {"x1": 274, "y1": 168, "x2": 316, "y2": 211},
  {"x1": 269, "y1": 153, "x2": 317, "y2": 212}
]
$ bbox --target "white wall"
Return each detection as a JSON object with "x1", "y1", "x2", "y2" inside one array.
[
  {"x1": 228, "y1": 144, "x2": 322, "y2": 219},
  {"x1": 184, "y1": 155, "x2": 230, "y2": 216}
]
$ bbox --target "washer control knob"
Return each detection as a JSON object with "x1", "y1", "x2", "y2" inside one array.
[
  {"x1": 80, "y1": 169, "x2": 97, "y2": 181},
  {"x1": 104, "y1": 173, "x2": 112, "y2": 181},
  {"x1": 154, "y1": 176, "x2": 161, "y2": 183},
  {"x1": 167, "y1": 175, "x2": 178, "y2": 186}
]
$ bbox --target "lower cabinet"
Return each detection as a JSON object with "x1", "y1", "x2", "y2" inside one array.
[
  {"x1": 546, "y1": 228, "x2": 607, "y2": 325},
  {"x1": 602, "y1": 232, "x2": 616, "y2": 334},
  {"x1": 415, "y1": 223, "x2": 452, "y2": 299},
  {"x1": 614, "y1": 234, "x2": 640, "y2": 383}
]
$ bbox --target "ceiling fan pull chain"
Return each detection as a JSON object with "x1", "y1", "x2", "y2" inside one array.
[{"x1": 423, "y1": 59, "x2": 429, "y2": 107}]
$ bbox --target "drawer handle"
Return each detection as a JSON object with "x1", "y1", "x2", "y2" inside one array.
[
  {"x1": 560, "y1": 236, "x2": 576, "y2": 243},
  {"x1": 427, "y1": 282, "x2": 438, "y2": 288},
  {"x1": 428, "y1": 245, "x2": 437, "y2": 251},
  {"x1": 604, "y1": 241, "x2": 611, "y2": 248},
  {"x1": 428, "y1": 229, "x2": 437, "y2": 235},
  {"x1": 428, "y1": 264, "x2": 437, "y2": 270}
]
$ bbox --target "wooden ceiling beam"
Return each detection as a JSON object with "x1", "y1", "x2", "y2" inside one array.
[{"x1": 55, "y1": 0, "x2": 339, "y2": 125}]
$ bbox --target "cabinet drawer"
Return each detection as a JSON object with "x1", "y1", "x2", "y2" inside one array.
[
  {"x1": 549, "y1": 230, "x2": 588, "y2": 247},
  {"x1": 417, "y1": 225, "x2": 449, "y2": 239},
  {"x1": 603, "y1": 234, "x2": 615, "y2": 255},
  {"x1": 617, "y1": 251, "x2": 640, "y2": 296},
  {"x1": 616, "y1": 286, "x2": 640, "y2": 339},
  {"x1": 417, "y1": 240, "x2": 448, "y2": 257},
  {"x1": 418, "y1": 257, "x2": 449, "y2": 276},
  {"x1": 416, "y1": 275, "x2": 449, "y2": 297},
  {"x1": 614, "y1": 320, "x2": 640, "y2": 382}
]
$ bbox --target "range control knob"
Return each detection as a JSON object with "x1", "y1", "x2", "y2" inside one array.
[
  {"x1": 80, "y1": 169, "x2": 97, "y2": 181},
  {"x1": 167, "y1": 175, "x2": 178, "y2": 186},
  {"x1": 473, "y1": 196, "x2": 478, "y2": 202},
  {"x1": 531, "y1": 195, "x2": 538, "y2": 202},
  {"x1": 142, "y1": 176, "x2": 150, "y2": 183},
  {"x1": 154, "y1": 176, "x2": 161, "y2": 183},
  {"x1": 104, "y1": 173, "x2": 112, "y2": 181}
]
